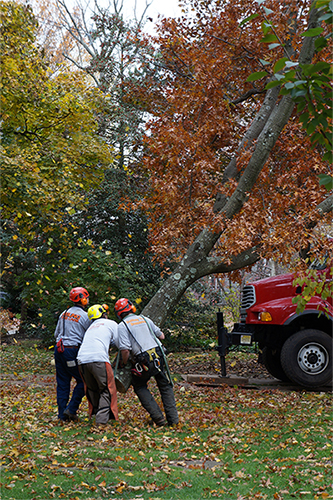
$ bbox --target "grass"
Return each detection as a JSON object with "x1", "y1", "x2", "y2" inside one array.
[{"x1": 0, "y1": 339, "x2": 332, "y2": 500}]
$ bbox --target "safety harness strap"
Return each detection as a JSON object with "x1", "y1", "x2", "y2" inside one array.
[{"x1": 141, "y1": 318, "x2": 173, "y2": 387}]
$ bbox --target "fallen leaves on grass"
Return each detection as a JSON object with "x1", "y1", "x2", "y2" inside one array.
[
  {"x1": 167, "y1": 351, "x2": 272, "y2": 379},
  {"x1": 1, "y1": 343, "x2": 332, "y2": 500}
]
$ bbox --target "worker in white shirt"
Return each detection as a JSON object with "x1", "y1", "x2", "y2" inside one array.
[{"x1": 77, "y1": 304, "x2": 119, "y2": 425}]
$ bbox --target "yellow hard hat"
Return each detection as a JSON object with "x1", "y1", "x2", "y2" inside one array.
[{"x1": 87, "y1": 304, "x2": 106, "y2": 320}]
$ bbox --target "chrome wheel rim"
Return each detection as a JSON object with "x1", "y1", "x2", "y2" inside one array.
[{"x1": 297, "y1": 342, "x2": 329, "y2": 374}]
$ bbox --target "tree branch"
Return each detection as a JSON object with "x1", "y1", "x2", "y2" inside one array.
[
  {"x1": 56, "y1": 0, "x2": 97, "y2": 59},
  {"x1": 230, "y1": 87, "x2": 266, "y2": 105},
  {"x1": 316, "y1": 193, "x2": 333, "y2": 216},
  {"x1": 222, "y1": 83, "x2": 281, "y2": 182}
]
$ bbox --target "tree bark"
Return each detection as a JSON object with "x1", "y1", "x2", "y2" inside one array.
[
  {"x1": 223, "y1": 84, "x2": 281, "y2": 182},
  {"x1": 142, "y1": 241, "x2": 260, "y2": 326},
  {"x1": 143, "y1": 1, "x2": 327, "y2": 326}
]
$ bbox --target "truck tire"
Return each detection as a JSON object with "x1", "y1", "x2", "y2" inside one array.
[
  {"x1": 281, "y1": 329, "x2": 332, "y2": 388},
  {"x1": 262, "y1": 347, "x2": 290, "y2": 382}
]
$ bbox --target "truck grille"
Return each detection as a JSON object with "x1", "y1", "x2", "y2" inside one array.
[{"x1": 240, "y1": 285, "x2": 256, "y2": 322}]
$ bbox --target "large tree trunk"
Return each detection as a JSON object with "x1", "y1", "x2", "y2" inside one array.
[
  {"x1": 143, "y1": 2, "x2": 328, "y2": 326},
  {"x1": 142, "y1": 230, "x2": 260, "y2": 325}
]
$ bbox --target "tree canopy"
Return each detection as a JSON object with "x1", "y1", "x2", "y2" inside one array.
[
  {"x1": 137, "y1": 0, "x2": 332, "y2": 324},
  {"x1": 1, "y1": 1, "x2": 112, "y2": 235}
]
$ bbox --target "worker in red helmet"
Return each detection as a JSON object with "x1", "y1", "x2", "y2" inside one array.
[
  {"x1": 54, "y1": 287, "x2": 91, "y2": 423},
  {"x1": 115, "y1": 298, "x2": 179, "y2": 427}
]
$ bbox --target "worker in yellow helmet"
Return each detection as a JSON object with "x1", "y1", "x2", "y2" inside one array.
[{"x1": 77, "y1": 304, "x2": 119, "y2": 426}]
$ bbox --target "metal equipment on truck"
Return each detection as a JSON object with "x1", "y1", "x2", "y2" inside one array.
[{"x1": 217, "y1": 261, "x2": 332, "y2": 389}]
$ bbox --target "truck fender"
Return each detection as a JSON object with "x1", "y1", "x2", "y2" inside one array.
[{"x1": 284, "y1": 309, "x2": 333, "y2": 325}]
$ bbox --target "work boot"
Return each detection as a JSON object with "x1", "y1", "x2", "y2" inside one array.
[
  {"x1": 63, "y1": 409, "x2": 79, "y2": 422},
  {"x1": 154, "y1": 417, "x2": 167, "y2": 427}
]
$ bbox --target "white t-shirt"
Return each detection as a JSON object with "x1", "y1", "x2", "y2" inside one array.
[
  {"x1": 118, "y1": 314, "x2": 162, "y2": 356},
  {"x1": 77, "y1": 318, "x2": 119, "y2": 365}
]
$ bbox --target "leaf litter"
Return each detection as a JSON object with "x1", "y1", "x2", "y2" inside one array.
[{"x1": 0, "y1": 342, "x2": 332, "y2": 499}]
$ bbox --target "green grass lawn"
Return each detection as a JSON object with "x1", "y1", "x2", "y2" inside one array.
[{"x1": 1, "y1": 341, "x2": 332, "y2": 500}]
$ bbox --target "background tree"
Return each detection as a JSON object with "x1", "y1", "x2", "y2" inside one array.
[
  {"x1": 1, "y1": 1, "x2": 164, "y2": 338},
  {"x1": 1, "y1": 1, "x2": 110, "y2": 328},
  {"x1": 29, "y1": 0, "x2": 79, "y2": 72},
  {"x1": 72, "y1": 168, "x2": 161, "y2": 278},
  {"x1": 39, "y1": 0, "x2": 155, "y2": 170},
  {"x1": 1, "y1": 1, "x2": 111, "y2": 234}
]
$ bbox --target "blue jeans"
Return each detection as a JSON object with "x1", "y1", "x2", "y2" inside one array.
[{"x1": 54, "y1": 346, "x2": 85, "y2": 420}]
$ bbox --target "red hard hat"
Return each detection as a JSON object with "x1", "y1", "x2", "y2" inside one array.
[
  {"x1": 69, "y1": 287, "x2": 89, "y2": 303},
  {"x1": 114, "y1": 298, "x2": 136, "y2": 316}
]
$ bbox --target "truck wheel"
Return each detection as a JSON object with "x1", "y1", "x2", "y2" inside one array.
[
  {"x1": 281, "y1": 330, "x2": 332, "y2": 388},
  {"x1": 262, "y1": 347, "x2": 290, "y2": 382}
]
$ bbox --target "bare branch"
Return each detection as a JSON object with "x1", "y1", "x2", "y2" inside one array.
[
  {"x1": 56, "y1": 0, "x2": 97, "y2": 58},
  {"x1": 230, "y1": 87, "x2": 266, "y2": 105}
]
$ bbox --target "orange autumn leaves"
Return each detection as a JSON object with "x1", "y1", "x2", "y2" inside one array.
[{"x1": 136, "y1": 0, "x2": 331, "y2": 264}]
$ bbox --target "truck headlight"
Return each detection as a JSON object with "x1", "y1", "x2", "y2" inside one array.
[{"x1": 258, "y1": 311, "x2": 272, "y2": 322}]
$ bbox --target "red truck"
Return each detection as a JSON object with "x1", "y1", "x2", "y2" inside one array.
[{"x1": 218, "y1": 261, "x2": 332, "y2": 389}]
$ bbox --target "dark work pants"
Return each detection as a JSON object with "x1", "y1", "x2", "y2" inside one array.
[
  {"x1": 132, "y1": 360, "x2": 179, "y2": 425},
  {"x1": 54, "y1": 346, "x2": 85, "y2": 420},
  {"x1": 80, "y1": 362, "x2": 118, "y2": 424}
]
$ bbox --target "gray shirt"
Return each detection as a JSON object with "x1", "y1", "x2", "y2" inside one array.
[
  {"x1": 118, "y1": 314, "x2": 162, "y2": 356},
  {"x1": 54, "y1": 305, "x2": 91, "y2": 346}
]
